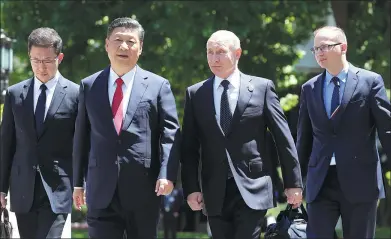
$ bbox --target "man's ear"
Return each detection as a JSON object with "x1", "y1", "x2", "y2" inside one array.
[
  {"x1": 235, "y1": 48, "x2": 242, "y2": 60},
  {"x1": 105, "y1": 38, "x2": 109, "y2": 53},
  {"x1": 57, "y1": 53, "x2": 64, "y2": 64},
  {"x1": 341, "y1": 43, "x2": 348, "y2": 54},
  {"x1": 138, "y1": 41, "x2": 143, "y2": 56}
]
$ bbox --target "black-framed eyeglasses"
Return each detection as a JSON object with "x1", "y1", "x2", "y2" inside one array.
[
  {"x1": 310, "y1": 43, "x2": 342, "y2": 54},
  {"x1": 30, "y1": 57, "x2": 58, "y2": 65}
]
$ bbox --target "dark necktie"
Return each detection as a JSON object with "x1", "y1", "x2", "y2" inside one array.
[
  {"x1": 220, "y1": 80, "x2": 234, "y2": 179},
  {"x1": 35, "y1": 84, "x2": 47, "y2": 136},
  {"x1": 330, "y1": 76, "x2": 340, "y2": 118},
  {"x1": 112, "y1": 78, "x2": 124, "y2": 134},
  {"x1": 220, "y1": 80, "x2": 232, "y2": 135}
]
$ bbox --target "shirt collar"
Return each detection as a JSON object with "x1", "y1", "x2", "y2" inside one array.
[
  {"x1": 325, "y1": 65, "x2": 349, "y2": 85},
  {"x1": 214, "y1": 69, "x2": 240, "y2": 91},
  {"x1": 34, "y1": 71, "x2": 60, "y2": 91},
  {"x1": 109, "y1": 66, "x2": 137, "y2": 87}
]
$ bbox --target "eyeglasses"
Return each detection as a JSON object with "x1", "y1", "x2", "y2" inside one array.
[
  {"x1": 310, "y1": 43, "x2": 342, "y2": 54},
  {"x1": 30, "y1": 57, "x2": 58, "y2": 65}
]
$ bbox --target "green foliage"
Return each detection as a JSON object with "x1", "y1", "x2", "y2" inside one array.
[
  {"x1": 280, "y1": 93, "x2": 299, "y2": 112},
  {"x1": 342, "y1": 1, "x2": 390, "y2": 89},
  {"x1": 1, "y1": 1, "x2": 330, "y2": 119},
  {"x1": 0, "y1": 103, "x2": 3, "y2": 122},
  {"x1": 1, "y1": 1, "x2": 388, "y2": 118}
]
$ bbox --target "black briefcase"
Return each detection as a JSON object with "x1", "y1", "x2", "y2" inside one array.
[
  {"x1": 265, "y1": 204, "x2": 338, "y2": 239},
  {"x1": 0, "y1": 208, "x2": 12, "y2": 239},
  {"x1": 264, "y1": 204, "x2": 308, "y2": 239}
]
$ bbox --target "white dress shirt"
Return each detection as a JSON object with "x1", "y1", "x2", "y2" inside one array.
[
  {"x1": 108, "y1": 66, "x2": 136, "y2": 116},
  {"x1": 33, "y1": 71, "x2": 60, "y2": 118},
  {"x1": 213, "y1": 70, "x2": 240, "y2": 127}
]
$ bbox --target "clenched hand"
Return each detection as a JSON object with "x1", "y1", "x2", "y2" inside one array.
[
  {"x1": 187, "y1": 192, "x2": 204, "y2": 211},
  {"x1": 155, "y1": 179, "x2": 174, "y2": 196},
  {"x1": 285, "y1": 188, "x2": 303, "y2": 208},
  {"x1": 73, "y1": 188, "x2": 86, "y2": 210}
]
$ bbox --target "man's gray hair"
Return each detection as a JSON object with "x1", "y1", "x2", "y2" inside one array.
[{"x1": 208, "y1": 30, "x2": 241, "y2": 50}]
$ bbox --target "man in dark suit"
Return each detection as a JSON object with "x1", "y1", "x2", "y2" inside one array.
[
  {"x1": 297, "y1": 26, "x2": 391, "y2": 238},
  {"x1": 0, "y1": 27, "x2": 78, "y2": 238},
  {"x1": 180, "y1": 30, "x2": 303, "y2": 239},
  {"x1": 72, "y1": 17, "x2": 181, "y2": 239}
]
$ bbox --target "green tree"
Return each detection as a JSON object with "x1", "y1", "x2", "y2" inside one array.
[
  {"x1": 1, "y1": 0, "x2": 330, "y2": 121},
  {"x1": 331, "y1": 0, "x2": 390, "y2": 89}
]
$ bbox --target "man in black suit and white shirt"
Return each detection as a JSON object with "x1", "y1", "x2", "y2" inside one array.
[
  {"x1": 0, "y1": 27, "x2": 78, "y2": 238},
  {"x1": 181, "y1": 30, "x2": 303, "y2": 239}
]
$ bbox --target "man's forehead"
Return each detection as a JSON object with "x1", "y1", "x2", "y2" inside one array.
[
  {"x1": 207, "y1": 39, "x2": 230, "y2": 48},
  {"x1": 315, "y1": 29, "x2": 339, "y2": 41},
  {"x1": 111, "y1": 27, "x2": 138, "y2": 38},
  {"x1": 30, "y1": 46, "x2": 57, "y2": 57}
]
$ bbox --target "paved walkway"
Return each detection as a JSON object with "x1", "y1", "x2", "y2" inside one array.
[{"x1": 6, "y1": 201, "x2": 71, "y2": 238}]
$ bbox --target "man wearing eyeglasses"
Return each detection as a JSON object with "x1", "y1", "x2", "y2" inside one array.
[
  {"x1": 0, "y1": 27, "x2": 78, "y2": 238},
  {"x1": 297, "y1": 26, "x2": 391, "y2": 238}
]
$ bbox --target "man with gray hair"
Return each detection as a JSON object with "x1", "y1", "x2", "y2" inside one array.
[
  {"x1": 72, "y1": 17, "x2": 181, "y2": 238},
  {"x1": 0, "y1": 27, "x2": 79, "y2": 238},
  {"x1": 297, "y1": 26, "x2": 391, "y2": 238},
  {"x1": 181, "y1": 30, "x2": 303, "y2": 238}
]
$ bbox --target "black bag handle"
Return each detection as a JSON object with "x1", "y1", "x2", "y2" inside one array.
[
  {"x1": 1, "y1": 208, "x2": 10, "y2": 223},
  {"x1": 286, "y1": 203, "x2": 308, "y2": 221}
]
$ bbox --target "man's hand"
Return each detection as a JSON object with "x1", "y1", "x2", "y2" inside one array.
[
  {"x1": 187, "y1": 192, "x2": 204, "y2": 211},
  {"x1": 285, "y1": 188, "x2": 303, "y2": 209},
  {"x1": 155, "y1": 179, "x2": 174, "y2": 196},
  {"x1": 73, "y1": 188, "x2": 85, "y2": 210},
  {"x1": 0, "y1": 193, "x2": 7, "y2": 209}
]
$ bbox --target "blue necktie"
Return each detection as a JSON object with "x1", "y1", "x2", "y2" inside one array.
[
  {"x1": 330, "y1": 77, "x2": 340, "y2": 118},
  {"x1": 220, "y1": 80, "x2": 232, "y2": 135},
  {"x1": 35, "y1": 84, "x2": 47, "y2": 136}
]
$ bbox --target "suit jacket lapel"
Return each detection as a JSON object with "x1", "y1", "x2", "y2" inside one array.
[
  {"x1": 227, "y1": 73, "x2": 253, "y2": 136},
  {"x1": 314, "y1": 72, "x2": 330, "y2": 122},
  {"x1": 39, "y1": 75, "x2": 67, "y2": 139},
  {"x1": 93, "y1": 67, "x2": 119, "y2": 137},
  {"x1": 202, "y1": 76, "x2": 225, "y2": 137},
  {"x1": 21, "y1": 78, "x2": 37, "y2": 140},
  {"x1": 332, "y1": 65, "x2": 359, "y2": 125},
  {"x1": 122, "y1": 66, "x2": 149, "y2": 131}
]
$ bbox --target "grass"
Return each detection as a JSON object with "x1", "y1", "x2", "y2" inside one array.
[
  {"x1": 72, "y1": 229, "x2": 210, "y2": 239},
  {"x1": 72, "y1": 228, "x2": 390, "y2": 239},
  {"x1": 71, "y1": 202, "x2": 390, "y2": 238}
]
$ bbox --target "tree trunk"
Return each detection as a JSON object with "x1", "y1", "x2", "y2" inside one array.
[{"x1": 330, "y1": 1, "x2": 349, "y2": 30}]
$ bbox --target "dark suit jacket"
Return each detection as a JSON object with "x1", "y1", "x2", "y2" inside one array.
[
  {"x1": 0, "y1": 75, "x2": 79, "y2": 213},
  {"x1": 297, "y1": 64, "x2": 391, "y2": 204},
  {"x1": 73, "y1": 66, "x2": 181, "y2": 210},
  {"x1": 181, "y1": 73, "x2": 303, "y2": 216}
]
